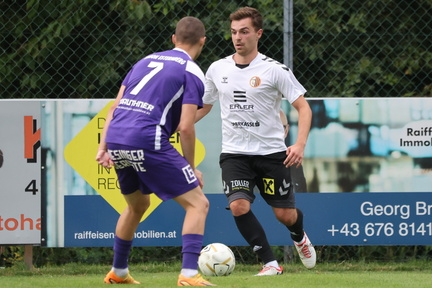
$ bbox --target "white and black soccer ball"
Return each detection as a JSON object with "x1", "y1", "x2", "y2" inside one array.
[{"x1": 198, "y1": 243, "x2": 235, "y2": 276}]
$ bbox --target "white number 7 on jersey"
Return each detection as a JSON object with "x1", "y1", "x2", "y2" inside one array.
[{"x1": 130, "y1": 61, "x2": 164, "y2": 95}]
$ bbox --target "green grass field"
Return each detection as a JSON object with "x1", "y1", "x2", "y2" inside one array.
[{"x1": 1, "y1": 261, "x2": 432, "y2": 287}]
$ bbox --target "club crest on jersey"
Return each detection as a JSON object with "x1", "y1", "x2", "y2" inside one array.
[{"x1": 249, "y1": 76, "x2": 261, "y2": 88}]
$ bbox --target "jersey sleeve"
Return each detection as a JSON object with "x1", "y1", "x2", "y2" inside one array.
[
  {"x1": 202, "y1": 64, "x2": 219, "y2": 105},
  {"x1": 274, "y1": 66, "x2": 307, "y2": 103},
  {"x1": 182, "y1": 60, "x2": 205, "y2": 107}
]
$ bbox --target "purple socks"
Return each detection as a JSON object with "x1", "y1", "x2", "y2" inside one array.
[
  {"x1": 113, "y1": 236, "x2": 133, "y2": 269},
  {"x1": 181, "y1": 234, "x2": 204, "y2": 269},
  {"x1": 113, "y1": 234, "x2": 203, "y2": 270}
]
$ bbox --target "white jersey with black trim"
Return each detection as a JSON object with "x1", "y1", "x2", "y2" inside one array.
[{"x1": 203, "y1": 53, "x2": 307, "y2": 155}]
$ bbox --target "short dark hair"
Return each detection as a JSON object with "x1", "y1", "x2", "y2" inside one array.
[
  {"x1": 229, "y1": 7, "x2": 263, "y2": 31},
  {"x1": 175, "y1": 16, "x2": 205, "y2": 45}
]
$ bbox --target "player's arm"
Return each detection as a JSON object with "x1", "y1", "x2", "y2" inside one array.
[
  {"x1": 195, "y1": 103, "x2": 213, "y2": 122},
  {"x1": 195, "y1": 70, "x2": 216, "y2": 123},
  {"x1": 284, "y1": 95, "x2": 312, "y2": 168},
  {"x1": 279, "y1": 109, "x2": 289, "y2": 139},
  {"x1": 95, "y1": 85, "x2": 126, "y2": 168},
  {"x1": 178, "y1": 103, "x2": 204, "y2": 187}
]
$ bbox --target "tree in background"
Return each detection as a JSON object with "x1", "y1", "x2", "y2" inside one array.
[{"x1": 294, "y1": 0, "x2": 431, "y2": 97}]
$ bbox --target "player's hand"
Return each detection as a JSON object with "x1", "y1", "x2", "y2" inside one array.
[
  {"x1": 96, "y1": 150, "x2": 114, "y2": 168},
  {"x1": 284, "y1": 144, "x2": 304, "y2": 168},
  {"x1": 194, "y1": 168, "x2": 204, "y2": 188}
]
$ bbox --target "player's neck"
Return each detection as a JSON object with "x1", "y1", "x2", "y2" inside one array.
[{"x1": 233, "y1": 51, "x2": 258, "y2": 65}]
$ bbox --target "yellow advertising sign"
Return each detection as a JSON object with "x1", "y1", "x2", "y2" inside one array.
[{"x1": 64, "y1": 101, "x2": 206, "y2": 222}]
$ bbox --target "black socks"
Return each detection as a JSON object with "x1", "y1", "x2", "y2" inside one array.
[
  {"x1": 287, "y1": 208, "x2": 304, "y2": 242},
  {"x1": 234, "y1": 210, "x2": 275, "y2": 263}
]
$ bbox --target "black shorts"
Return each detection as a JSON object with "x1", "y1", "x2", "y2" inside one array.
[{"x1": 219, "y1": 152, "x2": 295, "y2": 208}]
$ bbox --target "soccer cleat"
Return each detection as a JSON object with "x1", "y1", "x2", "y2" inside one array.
[
  {"x1": 255, "y1": 265, "x2": 283, "y2": 276},
  {"x1": 177, "y1": 273, "x2": 217, "y2": 286},
  {"x1": 294, "y1": 232, "x2": 316, "y2": 269},
  {"x1": 104, "y1": 270, "x2": 140, "y2": 284}
]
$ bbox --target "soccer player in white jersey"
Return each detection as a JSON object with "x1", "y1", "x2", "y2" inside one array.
[
  {"x1": 96, "y1": 17, "x2": 216, "y2": 286},
  {"x1": 196, "y1": 7, "x2": 316, "y2": 275}
]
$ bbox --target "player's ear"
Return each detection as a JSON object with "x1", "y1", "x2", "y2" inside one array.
[
  {"x1": 256, "y1": 29, "x2": 263, "y2": 40},
  {"x1": 172, "y1": 34, "x2": 176, "y2": 45},
  {"x1": 200, "y1": 36, "x2": 206, "y2": 47}
]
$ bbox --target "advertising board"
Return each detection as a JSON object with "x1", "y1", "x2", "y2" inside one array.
[
  {"x1": 0, "y1": 101, "x2": 41, "y2": 245},
  {"x1": 40, "y1": 98, "x2": 432, "y2": 247}
]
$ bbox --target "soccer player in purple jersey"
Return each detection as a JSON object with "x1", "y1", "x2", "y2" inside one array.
[{"x1": 96, "y1": 17, "x2": 215, "y2": 286}]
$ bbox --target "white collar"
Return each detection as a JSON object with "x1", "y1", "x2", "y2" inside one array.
[{"x1": 173, "y1": 47, "x2": 192, "y2": 59}]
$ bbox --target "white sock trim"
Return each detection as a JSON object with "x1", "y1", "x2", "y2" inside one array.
[
  {"x1": 264, "y1": 260, "x2": 279, "y2": 268},
  {"x1": 181, "y1": 268, "x2": 198, "y2": 278},
  {"x1": 112, "y1": 267, "x2": 129, "y2": 278}
]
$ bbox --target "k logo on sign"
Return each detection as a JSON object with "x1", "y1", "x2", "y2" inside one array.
[{"x1": 24, "y1": 116, "x2": 41, "y2": 163}]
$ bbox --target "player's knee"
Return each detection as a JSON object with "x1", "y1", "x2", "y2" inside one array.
[
  {"x1": 274, "y1": 208, "x2": 297, "y2": 226},
  {"x1": 192, "y1": 193, "x2": 210, "y2": 215},
  {"x1": 127, "y1": 205, "x2": 147, "y2": 217},
  {"x1": 128, "y1": 200, "x2": 150, "y2": 216},
  {"x1": 200, "y1": 196, "x2": 210, "y2": 214},
  {"x1": 230, "y1": 199, "x2": 250, "y2": 216}
]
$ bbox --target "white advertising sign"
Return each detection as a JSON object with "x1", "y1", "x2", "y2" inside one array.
[{"x1": 0, "y1": 101, "x2": 41, "y2": 244}]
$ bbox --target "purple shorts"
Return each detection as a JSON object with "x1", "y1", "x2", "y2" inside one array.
[{"x1": 107, "y1": 143, "x2": 199, "y2": 201}]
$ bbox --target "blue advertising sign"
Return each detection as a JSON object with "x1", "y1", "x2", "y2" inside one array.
[
  {"x1": 64, "y1": 192, "x2": 432, "y2": 247},
  {"x1": 299, "y1": 192, "x2": 432, "y2": 245}
]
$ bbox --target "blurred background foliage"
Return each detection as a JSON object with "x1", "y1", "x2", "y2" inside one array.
[{"x1": 1, "y1": 0, "x2": 431, "y2": 99}]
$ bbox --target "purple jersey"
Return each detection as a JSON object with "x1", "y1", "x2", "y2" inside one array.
[{"x1": 106, "y1": 48, "x2": 205, "y2": 150}]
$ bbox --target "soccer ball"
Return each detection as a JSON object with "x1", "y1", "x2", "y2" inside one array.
[{"x1": 198, "y1": 243, "x2": 235, "y2": 276}]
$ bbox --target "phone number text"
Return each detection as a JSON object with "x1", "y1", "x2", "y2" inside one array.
[{"x1": 327, "y1": 222, "x2": 432, "y2": 237}]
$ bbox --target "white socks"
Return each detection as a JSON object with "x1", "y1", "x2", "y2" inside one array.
[
  {"x1": 264, "y1": 260, "x2": 279, "y2": 268},
  {"x1": 112, "y1": 267, "x2": 129, "y2": 278},
  {"x1": 181, "y1": 268, "x2": 198, "y2": 277}
]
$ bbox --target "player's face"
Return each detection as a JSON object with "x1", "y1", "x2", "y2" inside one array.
[{"x1": 231, "y1": 18, "x2": 262, "y2": 57}]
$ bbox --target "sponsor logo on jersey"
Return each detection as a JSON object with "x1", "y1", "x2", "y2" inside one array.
[
  {"x1": 230, "y1": 179, "x2": 250, "y2": 192},
  {"x1": 182, "y1": 164, "x2": 197, "y2": 184},
  {"x1": 233, "y1": 91, "x2": 247, "y2": 102},
  {"x1": 118, "y1": 98, "x2": 155, "y2": 115},
  {"x1": 223, "y1": 181, "x2": 230, "y2": 194},
  {"x1": 146, "y1": 54, "x2": 186, "y2": 65},
  {"x1": 231, "y1": 91, "x2": 255, "y2": 111},
  {"x1": 108, "y1": 149, "x2": 146, "y2": 172},
  {"x1": 279, "y1": 179, "x2": 291, "y2": 196},
  {"x1": 229, "y1": 103, "x2": 254, "y2": 111},
  {"x1": 249, "y1": 76, "x2": 261, "y2": 88},
  {"x1": 221, "y1": 77, "x2": 228, "y2": 83},
  {"x1": 263, "y1": 178, "x2": 275, "y2": 195},
  {"x1": 231, "y1": 121, "x2": 260, "y2": 128}
]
